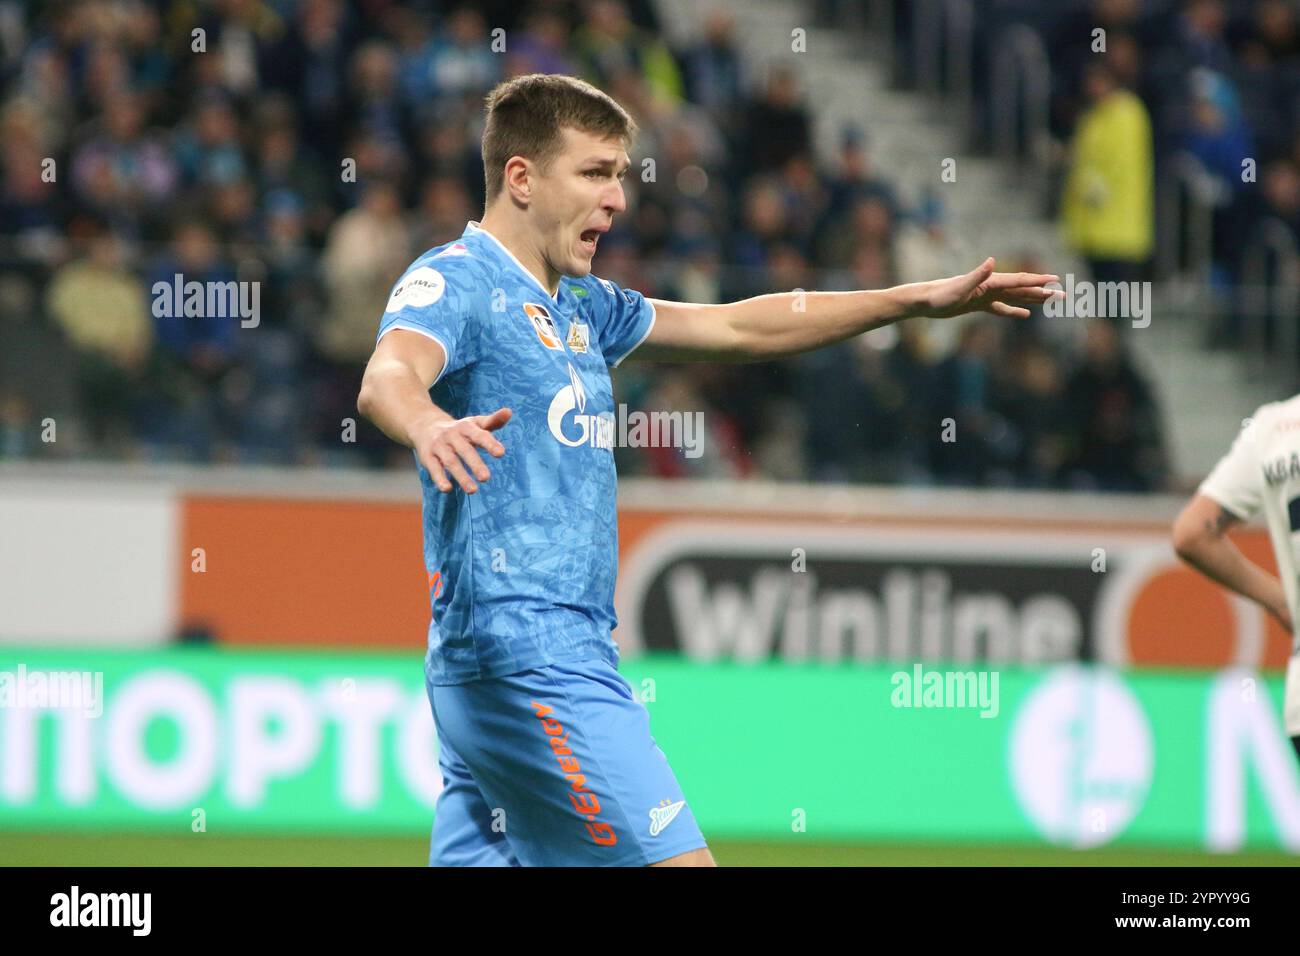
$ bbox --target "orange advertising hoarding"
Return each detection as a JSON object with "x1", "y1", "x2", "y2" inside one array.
[{"x1": 175, "y1": 482, "x2": 1292, "y2": 670}]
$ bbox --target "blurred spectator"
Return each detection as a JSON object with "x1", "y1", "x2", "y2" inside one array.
[
  {"x1": 1245, "y1": 159, "x2": 1300, "y2": 251},
  {"x1": 412, "y1": 102, "x2": 483, "y2": 206},
  {"x1": 172, "y1": 93, "x2": 247, "y2": 189},
  {"x1": 9, "y1": 41, "x2": 76, "y2": 139},
  {"x1": 251, "y1": 95, "x2": 333, "y2": 240},
  {"x1": 796, "y1": 331, "x2": 907, "y2": 484},
  {"x1": 412, "y1": 175, "x2": 476, "y2": 253},
  {"x1": 573, "y1": 0, "x2": 683, "y2": 106},
  {"x1": 1230, "y1": 3, "x2": 1299, "y2": 163},
  {"x1": 1165, "y1": 0, "x2": 1233, "y2": 76},
  {"x1": 1047, "y1": 0, "x2": 1147, "y2": 137},
  {"x1": 344, "y1": 40, "x2": 409, "y2": 160},
  {"x1": 1222, "y1": 158, "x2": 1300, "y2": 350},
  {"x1": 886, "y1": 321, "x2": 935, "y2": 481},
  {"x1": 423, "y1": 7, "x2": 500, "y2": 111},
  {"x1": 259, "y1": 189, "x2": 322, "y2": 332},
  {"x1": 1061, "y1": 63, "x2": 1154, "y2": 285},
  {"x1": 730, "y1": 177, "x2": 794, "y2": 275},
  {"x1": 0, "y1": 100, "x2": 66, "y2": 257},
  {"x1": 775, "y1": 152, "x2": 830, "y2": 256},
  {"x1": 385, "y1": 6, "x2": 437, "y2": 105},
  {"x1": 506, "y1": 9, "x2": 580, "y2": 79},
  {"x1": 680, "y1": 9, "x2": 745, "y2": 121},
  {"x1": 998, "y1": 338, "x2": 1066, "y2": 489},
  {"x1": 0, "y1": 274, "x2": 78, "y2": 459},
  {"x1": 192, "y1": 0, "x2": 282, "y2": 98},
  {"x1": 319, "y1": 181, "x2": 411, "y2": 365},
  {"x1": 927, "y1": 318, "x2": 1011, "y2": 486},
  {"x1": 1059, "y1": 320, "x2": 1167, "y2": 492},
  {"x1": 896, "y1": 192, "x2": 970, "y2": 286},
  {"x1": 824, "y1": 127, "x2": 898, "y2": 220},
  {"x1": 736, "y1": 65, "x2": 811, "y2": 177},
  {"x1": 818, "y1": 195, "x2": 896, "y2": 277},
  {"x1": 661, "y1": 234, "x2": 721, "y2": 303},
  {"x1": 1177, "y1": 69, "x2": 1253, "y2": 208},
  {"x1": 45, "y1": 228, "x2": 152, "y2": 449},
  {"x1": 262, "y1": 0, "x2": 353, "y2": 159},
  {"x1": 138, "y1": 221, "x2": 240, "y2": 459},
  {"x1": 70, "y1": 91, "x2": 178, "y2": 233}
]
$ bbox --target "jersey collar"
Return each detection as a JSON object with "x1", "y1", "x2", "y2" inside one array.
[{"x1": 465, "y1": 220, "x2": 569, "y2": 310}]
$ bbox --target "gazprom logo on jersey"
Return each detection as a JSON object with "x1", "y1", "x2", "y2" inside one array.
[{"x1": 549, "y1": 363, "x2": 615, "y2": 451}]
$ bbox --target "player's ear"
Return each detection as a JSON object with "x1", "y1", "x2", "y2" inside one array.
[{"x1": 504, "y1": 156, "x2": 531, "y2": 204}]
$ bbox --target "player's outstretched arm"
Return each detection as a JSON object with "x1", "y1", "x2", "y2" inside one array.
[
  {"x1": 357, "y1": 329, "x2": 510, "y2": 495},
  {"x1": 1172, "y1": 493, "x2": 1292, "y2": 630},
  {"x1": 634, "y1": 258, "x2": 1060, "y2": 363}
]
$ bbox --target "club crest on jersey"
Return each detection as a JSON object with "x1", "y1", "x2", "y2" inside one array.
[
  {"x1": 524, "y1": 302, "x2": 562, "y2": 350},
  {"x1": 566, "y1": 321, "x2": 589, "y2": 354}
]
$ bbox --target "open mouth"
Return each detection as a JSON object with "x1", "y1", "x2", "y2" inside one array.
[{"x1": 579, "y1": 229, "x2": 600, "y2": 254}]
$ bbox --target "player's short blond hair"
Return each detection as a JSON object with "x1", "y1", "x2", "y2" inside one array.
[{"x1": 481, "y1": 73, "x2": 637, "y2": 204}]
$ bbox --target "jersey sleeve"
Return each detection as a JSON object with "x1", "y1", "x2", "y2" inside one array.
[
  {"x1": 583, "y1": 274, "x2": 657, "y2": 368},
  {"x1": 376, "y1": 258, "x2": 479, "y2": 384},
  {"x1": 1199, "y1": 413, "x2": 1266, "y2": 520}
]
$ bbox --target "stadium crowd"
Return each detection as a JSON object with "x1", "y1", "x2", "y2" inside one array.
[
  {"x1": 944, "y1": 0, "x2": 1300, "y2": 351},
  {"x1": 0, "y1": 0, "x2": 1193, "y2": 492}
]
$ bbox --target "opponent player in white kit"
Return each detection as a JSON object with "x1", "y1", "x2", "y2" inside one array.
[{"x1": 1173, "y1": 398, "x2": 1300, "y2": 761}]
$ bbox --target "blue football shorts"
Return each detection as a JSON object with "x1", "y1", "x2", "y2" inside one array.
[{"x1": 424, "y1": 656, "x2": 708, "y2": 867}]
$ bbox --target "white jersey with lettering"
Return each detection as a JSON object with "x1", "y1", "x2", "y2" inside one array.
[{"x1": 1199, "y1": 395, "x2": 1300, "y2": 735}]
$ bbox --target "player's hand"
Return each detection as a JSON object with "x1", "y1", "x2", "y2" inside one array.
[
  {"x1": 918, "y1": 258, "x2": 1062, "y2": 320},
  {"x1": 414, "y1": 407, "x2": 511, "y2": 494}
]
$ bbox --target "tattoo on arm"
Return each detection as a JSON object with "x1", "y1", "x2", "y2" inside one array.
[{"x1": 1204, "y1": 506, "x2": 1239, "y2": 538}]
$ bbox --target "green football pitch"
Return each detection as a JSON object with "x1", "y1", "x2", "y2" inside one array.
[{"x1": 2, "y1": 832, "x2": 1296, "y2": 866}]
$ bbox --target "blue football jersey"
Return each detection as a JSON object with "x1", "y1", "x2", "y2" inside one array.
[{"x1": 376, "y1": 221, "x2": 656, "y2": 684}]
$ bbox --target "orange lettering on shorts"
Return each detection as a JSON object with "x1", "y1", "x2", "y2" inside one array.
[{"x1": 531, "y1": 700, "x2": 617, "y2": 848}]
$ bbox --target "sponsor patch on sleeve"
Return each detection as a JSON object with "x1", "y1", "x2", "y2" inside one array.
[{"x1": 385, "y1": 267, "x2": 446, "y2": 313}]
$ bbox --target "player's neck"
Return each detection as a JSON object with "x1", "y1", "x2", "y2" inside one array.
[{"x1": 476, "y1": 212, "x2": 561, "y2": 298}]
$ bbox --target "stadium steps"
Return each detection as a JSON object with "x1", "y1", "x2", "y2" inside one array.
[{"x1": 653, "y1": 0, "x2": 1287, "y2": 483}]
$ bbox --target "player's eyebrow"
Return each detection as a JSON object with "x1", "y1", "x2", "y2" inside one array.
[{"x1": 583, "y1": 157, "x2": 631, "y2": 174}]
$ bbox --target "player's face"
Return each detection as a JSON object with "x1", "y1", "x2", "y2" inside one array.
[{"x1": 535, "y1": 127, "x2": 629, "y2": 277}]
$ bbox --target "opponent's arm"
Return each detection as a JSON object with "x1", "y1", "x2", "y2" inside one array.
[
  {"x1": 357, "y1": 329, "x2": 510, "y2": 494},
  {"x1": 632, "y1": 258, "x2": 1059, "y2": 363},
  {"x1": 1172, "y1": 492, "x2": 1291, "y2": 630}
]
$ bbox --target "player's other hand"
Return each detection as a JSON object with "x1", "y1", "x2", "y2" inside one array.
[
  {"x1": 414, "y1": 407, "x2": 511, "y2": 494},
  {"x1": 919, "y1": 258, "x2": 1062, "y2": 320}
]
